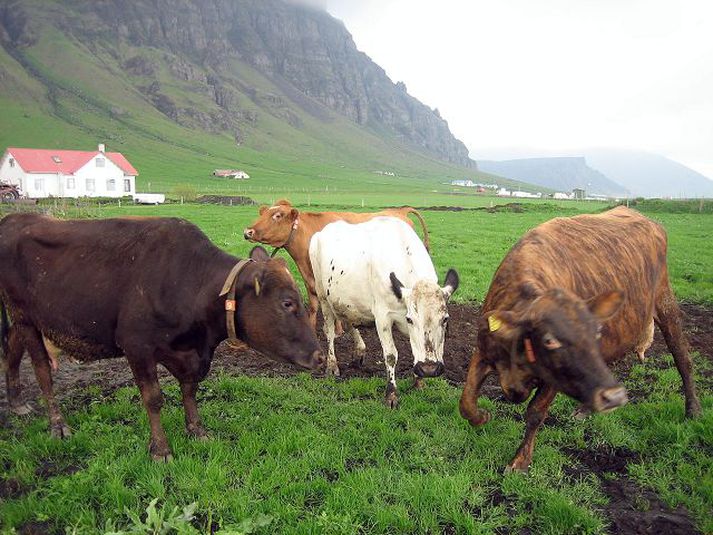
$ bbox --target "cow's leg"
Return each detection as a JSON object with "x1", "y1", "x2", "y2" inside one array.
[
  {"x1": 180, "y1": 380, "x2": 208, "y2": 439},
  {"x1": 506, "y1": 386, "x2": 557, "y2": 473},
  {"x1": 375, "y1": 316, "x2": 399, "y2": 408},
  {"x1": 655, "y1": 285, "x2": 701, "y2": 418},
  {"x1": 126, "y1": 356, "x2": 172, "y2": 461},
  {"x1": 349, "y1": 325, "x2": 366, "y2": 367},
  {"x1": 307, "y1": 286, "x2": 320, "y2": 332},
  {"x1": 320, "y1": 302, "x2": 340, "y2": 376},
  {"x1": 18, "y1": 324, "x2": 70, "y2": 437},
  {"x1": 459, "y1": 350, "x2": 494, "y2": 426},
  {"x1": 5, "y1": 327, "x2": 32, "y2": 416}
]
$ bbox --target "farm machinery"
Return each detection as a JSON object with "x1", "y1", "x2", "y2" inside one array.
[{"x1": 0, "y1": 181, "x2": 21, "y2": 201}]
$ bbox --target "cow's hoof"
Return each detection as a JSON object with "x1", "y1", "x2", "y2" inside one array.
[
  {"x1": 187, "y1": 425, "x2": 210, "y2": 440},
  {"x1": 149, "y1": 441, "x2": 173, "y2": 462},
  {"x1": 10, "y1": 403, "x2": 33, "y2": 416},
  {"x1": 325, "y1": 364, "x2": 341, "y2": 377},
  {"x1": 686, "y1": 400, "x2": 702, "y2": 418},
  {"x1": 571, "y1": 406, "x2": 591, "y2": 420},
  {"x1": 151, "y1": 451, "x2": 174, "y2": 463},
  {"x1": 384, "y1": 393, "x2": 399, "y2": 409},
  {"x1": 504, "y1": 462, "x2": 530, "y2": 475},
  {"x1": 50, "y1": 422, "x2": 72, "y2": 439},
  {"x1": 461, "y1": 407, "x2": 490, "y2": 427}
]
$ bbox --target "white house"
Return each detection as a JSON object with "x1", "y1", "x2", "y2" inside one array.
[
  {"x1": 0, "y1": 144, "x2": 137, "y2": 199},
  {"x1": 213, "y1": 169, "x2": 250, "y2": 179}
]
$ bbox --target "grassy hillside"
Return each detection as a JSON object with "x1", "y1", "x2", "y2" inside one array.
[{"x1": 0, "y1": 2, "x2": 541, "y2": 196}]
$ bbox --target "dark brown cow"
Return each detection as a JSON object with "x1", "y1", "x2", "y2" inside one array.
[
  {"x1": 459, "y1": 206, "x2": 701, "y2": 472},
  {"x1": 0, "y1": 213, "x2": 323, "y2": 461},
  {"x1": 243, "y1": 199, "x2": 430, "y2": 331}
]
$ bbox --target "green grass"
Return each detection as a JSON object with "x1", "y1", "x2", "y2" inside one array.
[
  {"x1": 1, "y1": 195, "x2": 712, "y2": 534},
  {"x1": 7, "y1": 198, "x2": 708, "y2": 304},
  {"x1": 1, "y1": 358, "x2": 711, "y2": 534}
]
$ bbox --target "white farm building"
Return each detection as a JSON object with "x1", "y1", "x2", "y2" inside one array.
[{"x1": 0, "y1": 144, "x2": 137, "y2": 199}]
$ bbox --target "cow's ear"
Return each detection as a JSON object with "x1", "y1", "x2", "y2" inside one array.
[
  {"x1": 390, "y1": 272, "x2": 404, "y2": 300},
  {"x1": 482, "y1": 311, "x2": 521, "y2": 342},
  {"x1": 441, "y1": 269, "x2": 459, "y2": 300},
  {"x1": 259, "y1": 205, "x2": 269, "y2": 215},
  {"x1": 289, "y1": 208, "x2": 299, "y2": 221},
  {"x1": 587, "y1": 290, "x2": 625, "y2": 321},
  {"x1": 249, "y1": 246, "x2": 271, "y2": 262}
]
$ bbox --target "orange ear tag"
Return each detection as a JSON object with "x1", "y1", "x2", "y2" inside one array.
[
  {"x1": 524, "y1": 338, "x2": 536, "y2": 363},
  {"x1": 225, "y1": 299, "x2": 236, "y2": 311}
]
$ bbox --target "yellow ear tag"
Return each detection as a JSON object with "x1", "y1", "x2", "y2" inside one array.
[{"x1": 488, "y1": 315, "x2": 502, "y2": 332}]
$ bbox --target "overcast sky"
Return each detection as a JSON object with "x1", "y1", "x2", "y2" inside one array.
[{"x1": 325, "y1": 0, "x2": 713, "y2": 178}]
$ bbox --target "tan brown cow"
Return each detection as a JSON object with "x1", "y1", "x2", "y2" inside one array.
[
  {"x1": 244, "y1": 199, "x2": 430, "y2": 331},
  {"x1": 459, "y1": 206, "x2": 701, "y2": 473}
]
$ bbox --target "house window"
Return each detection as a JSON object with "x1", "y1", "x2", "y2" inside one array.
[
  {"x1": 67, "y1": 177, "x2": 75, "y2": 189},
  {"x1": 124, "y1": 179, "x2": 131, "y2": 192},
  {"x1": 34, "y1": 177, "x2": 44, "y2": 191},
  {"x1": 96, "y1": 158, "x2": 105, "y2": 167},
  {"x1": 107, "y1": 178, "x2": 116, "y2": 191},
  {"x1": 9, "y1": 158, "x2": 15, "y2": 168},
  {"x1": 86, "y1": 178, "x2": 95, "y2": 192}
]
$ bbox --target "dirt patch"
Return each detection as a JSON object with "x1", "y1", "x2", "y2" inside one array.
[
  {"x1": 196, "y1": 195, "x2": 255, "y2": 206},
  {"x1": 564, "y1": 445, "x2": 700, "y2": 534},
  {"x1": 0, "y1": 477, "x2": 29, "y2": 500},
  {"x1": 417, "y1": 203, "x2": 525, "y2": 213},
  {"x1": 0, "y1": 303, "x2": 710, "y2": 414},
  {"x1": 16, "y1": 521, "x2": 60, "y2": 535}
]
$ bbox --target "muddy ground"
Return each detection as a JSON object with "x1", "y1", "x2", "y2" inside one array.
[{"x1": 2, "y1": 302, "x2": 711, "y2": 535}]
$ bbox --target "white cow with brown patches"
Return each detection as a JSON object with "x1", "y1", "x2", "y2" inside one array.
[{"x1": 309, "y1": 217, "x2": 459, "y2": 407}]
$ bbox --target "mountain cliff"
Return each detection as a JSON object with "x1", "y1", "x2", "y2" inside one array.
[{"x1": 0, "y1": 0, "x2": 473, "y2": 173}]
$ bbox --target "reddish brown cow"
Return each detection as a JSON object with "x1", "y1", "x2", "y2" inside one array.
[
  {"x1": 0, "y1": 213, "x2": 323, "y2": 461},
  {"x1": 243, "y1": 199, "x2": 430, "y2": 330},
  {"x1": 459, "y1": 206, "x2": 701, "y2": 472}
]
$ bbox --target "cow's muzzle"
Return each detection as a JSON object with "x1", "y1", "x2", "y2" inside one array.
[
  {"x1": 590, "y1": 385, "x2": 628, "y2": 413},
  {"x1": 243, "y1": 228, "x2": 256, "y2": 240},
  {"x1": 413, "y1": 361, "x2": 444, "y2": 378}
]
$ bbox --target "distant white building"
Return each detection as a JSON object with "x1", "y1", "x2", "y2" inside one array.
[
  {"x1": 0, "y1": 144, "x2": 137, "y2": 199},
  {"x1": 511, "y1": 191, "x2": 541, "y2": 198},
  {"x1": 497, "y1": 187, "x2": 511, "y2": 197},
  {"x1": 451, "y1": 179, "x2": 475, "y2": 187},
  {"x1": 553, "y1": 192, "x2": 573, "y2": 200},
  {"x1": 213, "y1": 169, "x2": 250, "y2": 179}
]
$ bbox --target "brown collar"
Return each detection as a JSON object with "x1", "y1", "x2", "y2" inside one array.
[
  {"x1": 271, "y1": 219, "x2": 299, "y2": 258},
  {"x1": 219, "y1": 259, "x2": 253, "y2": 347}
]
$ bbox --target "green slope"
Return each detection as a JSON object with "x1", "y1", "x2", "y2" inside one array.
[{"x1": 0, "y1": 0, "x2": 538, "y2": 196}]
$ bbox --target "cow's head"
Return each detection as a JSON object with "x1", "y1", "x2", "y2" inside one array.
[
  {"x1": 235, "y1": 246, "x2": 324, "y2": 370},
  {"x1": 243, "y1": 199, "x2": 298, "y2": 247},
  {"x1": 483, "y1": 285, "x2": 627, "y2": 412},
  {"x1": 390, "y1": 269, "x2": 459, "y2": 377}
]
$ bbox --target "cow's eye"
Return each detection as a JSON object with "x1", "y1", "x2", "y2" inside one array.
[
  {"x1": 282, "y1": 299, "x2": 294, "y2": 311},
  {"x1": 442, "y1": 316, "x2": 449, "y2": 325},
  {"x1": 542, "y1": 333, "x2": 562, "y2": 350},
  {"x1": 272, "y1": 212, "x2": 282, "y2": 221},
  {"x1": 406, "y1": 317, "x2": 413, "y2": 325}
]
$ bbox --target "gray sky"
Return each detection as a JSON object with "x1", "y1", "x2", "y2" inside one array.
[{"x1": 326, "y1": 0, "x2": 713, "y2": 178}]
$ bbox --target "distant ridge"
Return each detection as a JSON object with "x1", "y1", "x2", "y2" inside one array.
[{"x1": 476, "y1": 157, "x2": 630, "y2": 197}]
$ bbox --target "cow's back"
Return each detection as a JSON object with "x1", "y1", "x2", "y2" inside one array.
[
  {"x1": 310, "y1": 217, "x2": 434, "y2": 320},
  {"x1": 483, "y1": 207, "x2": 668, "y2": 361},
  {"x1": 0, "y1": 214, "x2": 230, "y2": 358}
]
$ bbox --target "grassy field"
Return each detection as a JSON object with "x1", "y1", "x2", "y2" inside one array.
[{"x1": 1, "y1": 199, "x2": 712, "y2": 534}]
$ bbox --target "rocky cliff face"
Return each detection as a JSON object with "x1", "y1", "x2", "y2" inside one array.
[{"x1": 3, "y1": 0, "x2": 472, "y2": 167}]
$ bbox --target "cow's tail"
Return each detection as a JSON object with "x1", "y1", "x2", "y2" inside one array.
[
  {"x1": 0, "y1": 298, "x2": 8, "y2": 366},
  {"x1": 402, "y1": 207, "x2": 430, "y2": 252}
]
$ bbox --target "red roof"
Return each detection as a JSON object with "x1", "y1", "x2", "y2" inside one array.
[{"x1": 5, "y1": 147, "x2": 138, "y2": 176}]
